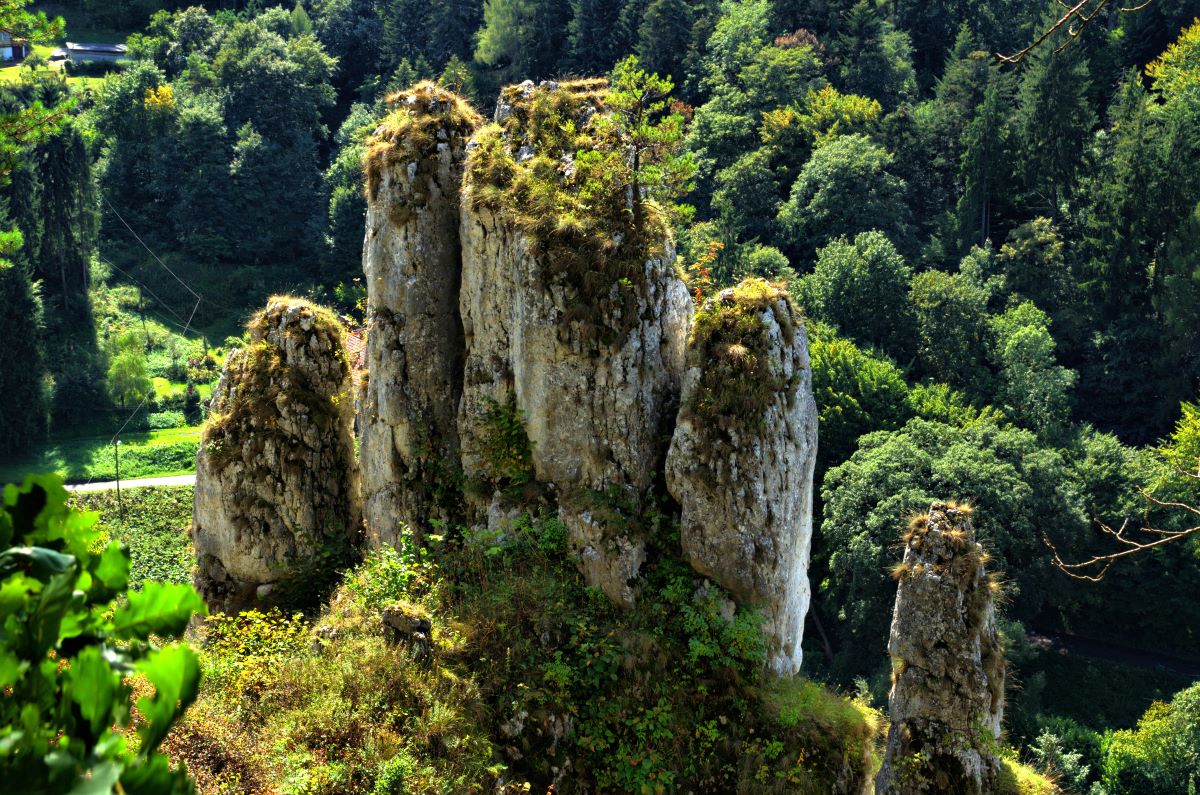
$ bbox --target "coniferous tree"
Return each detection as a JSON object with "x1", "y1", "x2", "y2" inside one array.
[
  {"x1": 956, "y1": 71, "x2": 1009, "y2": 252},
  {"x1": 427, "y1": 0, "x2": 485, "y2": 64},
  {"x1": 636, "y1": 0, "x2": 693, "y2": 81},
  {"x1": 1013, "y1": 28, "x2": 1095, "y2": 217},
  {"x1": 0, "y1": 255, "x2": 47, "y2": 455},
  {"x1": 567, "y1": 0, "x2": 632, "y2": 73},
  {"x1": 35, "y1": 125, "x2": 95, "y2": 315}
]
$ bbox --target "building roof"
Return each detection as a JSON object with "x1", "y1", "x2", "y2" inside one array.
[
  {"x1": 65, "y1": 42, "x2": 128, "y2": 54},
  {"x1": 345, "y1": 329, "x2": 367, "y2": 371}
]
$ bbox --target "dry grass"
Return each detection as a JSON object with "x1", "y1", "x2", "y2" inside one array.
[{"x1": 364, "y1": 80, "x2": 482, "y2": 200}]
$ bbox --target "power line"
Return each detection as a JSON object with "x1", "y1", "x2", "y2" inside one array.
[
  {"x1": 77, "y1": 199, "x2": 207, "y2": 491},
  {"x1": 99, "y1": 254, "x2": 191, "y2": 329}
]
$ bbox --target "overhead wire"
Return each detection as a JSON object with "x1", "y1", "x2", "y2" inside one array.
[{"x1": 75, "y1": 199, "x2": 206, "y2": 489}]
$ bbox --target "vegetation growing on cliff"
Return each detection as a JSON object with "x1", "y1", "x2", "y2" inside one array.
[
  {"x1": 363, "y1": 80, "x2": 482, "y2": 201},
  {"x1": 687, "y1": 277, "x2": 796, "y2": 428},
  {"x1": 465, "y1": 60, "x2": 694, "y2": 344},
  {"x1": 202, "y1": 297, "x2": 350, "y2": 473},
  {"x1": 172, "y1": 515, "x2": 885, "y2": 794}
]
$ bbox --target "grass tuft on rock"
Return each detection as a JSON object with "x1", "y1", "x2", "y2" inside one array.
[
  {"x1": 364, "y1": 81, "x2": 482, "y2": 201},
  {"x1": 687, "y1": 277, "x2": 798, "y2": 429},
  {"x1": 464, "y1": 79, "x2": 672, "y2": 347}
]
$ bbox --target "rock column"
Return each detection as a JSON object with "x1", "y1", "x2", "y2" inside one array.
[
  {"x1": 457, "y1": 80, "x2": 692, "y2": 608},
  {"x1": 193, "y1": 297, "x2": 360, "y2": 612},
  {"x1": 875, "y1": 502, "x2": 1006, "y2": 794},
  {"x1": 666, "y1": 280, "x2": 818, "y2": 675},
  {"x1": 359, "y1": 82, "x2": 481, "y2": 547}
]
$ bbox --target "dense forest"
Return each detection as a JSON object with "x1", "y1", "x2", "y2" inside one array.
[{"x1": 1, "y1": 0, "x2": 1200, "y2": 793}]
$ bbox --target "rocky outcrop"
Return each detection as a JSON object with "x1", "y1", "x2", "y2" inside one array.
[
  {"x1": 876, "y1": 502, "x2": 1006, "y2": 795},
  {"x1": 457, "y1": 80, "x2": 691, "y2": 608},
  {"x1": 359, "y1": 82, "x2": 482, "y2": 547},
  {"x1": 666, "y1": 279, "x2": 818, "y2": 676},
  {"x1": 193, "y1": 297, "x2": 360, "y2": 612}
]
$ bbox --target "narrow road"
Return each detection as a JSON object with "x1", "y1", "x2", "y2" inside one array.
[
  {"x1": 1029, "y1": 629, "x2": 1200, "y2": 679},
  {"x1": 66, "y1": 474, "x2": 196, "y2": 493}
]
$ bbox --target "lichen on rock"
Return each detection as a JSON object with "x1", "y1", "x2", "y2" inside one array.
[
  {"x1": 359, "y1": 82, "x2": 481, "y2": 547},
  {"x1": 458, "y1": 79, "x2": 692, "y2": 608},
  {"x1": 193, "y1": 296, "x2": 360, "y2": 612},
  {"x1": 666, "y1": 278, "x2": 818, "y2": 675},
  {"x1": 875, "y1": 502, "x2": 1006, "y2": 795}
]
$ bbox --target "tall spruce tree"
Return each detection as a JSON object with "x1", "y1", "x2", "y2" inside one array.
[
  {"x1": 1013, "y1": 27, "x2": 1095, "y2": 217},
  {"x1": 636, "y1": 0, "x2": 693, "y2": 81},
  {"x1": 35, "y1": 124, "x2": 95, "y2": 315},
  {"x1": 956, "y1": 70, "x2": 1009, "y2": 252},
  {"x1": 0, "y1": 254, "x2": 47, "y2": 455}
]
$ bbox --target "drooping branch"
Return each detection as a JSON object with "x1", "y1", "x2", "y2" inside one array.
[
  {"x1": 999, "y1": 0, "x2": 1156, "y2": 64},
  {"x1": 1044, "y1": 468, "x2": 1200, "y2": 581}
]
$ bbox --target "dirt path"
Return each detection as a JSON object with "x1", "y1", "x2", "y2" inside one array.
[
  {"x1": 1029, "y1": 629, "x2": 1200, "y2": 678},
  {"x1": 66, "y1": 474, "x2": 196, "y2": 493}
]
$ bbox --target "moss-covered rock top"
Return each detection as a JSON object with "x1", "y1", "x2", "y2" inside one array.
[
  {"x1": 687, "y1": 278, "x2": 799, "y2": 426},
  {"x1": 364, "y1": 81, "x2": 482, "y2": 200},
  {"x1": 203, "y1": 295, "x2": 352, "y2": 474},
  {"x1": 464, "y1": 79, "x2": 671, "y2": 332}
]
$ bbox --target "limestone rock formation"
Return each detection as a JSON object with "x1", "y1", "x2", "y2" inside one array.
[
  {"x1": 666, "y1": 279, "x2": 818, "y2": 676},
  {"x1": 457, "y1": 79, "x2": 692, "y2": 608},
  {"x1": 876, "y1": 502, "x2": 1006, "y2": 795},
  {"x1": 359, "y1": 82, "x2": 482, "y2": 548},
  {"x1": 193, "y1": 297, "x2": 360, "y2": 611}
]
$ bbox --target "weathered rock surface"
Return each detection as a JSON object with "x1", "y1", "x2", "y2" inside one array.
[
  {"x1": 193, "y1": 297, "x2": 360, "y2": 612},
  {"x1": 876, "y1": 502, "x2": 1006, "y2": 795},
  {"x1": 359, "y1": 83, "x2": 482, "y2": 548},
  {"x1": 457, "y1": 80, "x2": 691, "y2": 608},
  {"x1": 666, "y1": 280, "x2": 818, "y2": 676}
]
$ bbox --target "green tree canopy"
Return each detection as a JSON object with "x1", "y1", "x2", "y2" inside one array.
[{"x1": 777, "y1": 134, "x2": 909, "y2": 262}]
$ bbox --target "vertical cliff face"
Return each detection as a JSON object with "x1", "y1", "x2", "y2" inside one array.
[
  {"x1": 457, "y1": 80, "x2": 692, "y2": 608},
  {"x1": 359, "y1": 83, "x2": 482, "y2": 548},
  {"x1": 875, "y1": 502, "x2": 1006, "y2": 795},
  {"x1": 666, "y1": 279, "x2": 818, "y2": 675},
  {"x1": 193, "y1": 297, "x2": 359, "y2": 612}
]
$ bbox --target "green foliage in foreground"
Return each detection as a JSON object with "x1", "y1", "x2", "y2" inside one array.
[
  {"x1": 0, "y1": 473, "x2": 205, "y2": 793},
  {"x1": 71, "y1": 485, "x2": 195, "y2": 588}
]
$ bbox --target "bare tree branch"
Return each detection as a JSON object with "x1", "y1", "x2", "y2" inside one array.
[
  {"x1": 1044, "y1": 485, "x2": 1200, "y2": 581},
  {"x1": 999, "y1": 0, "x2": 1157, "y2": 64}
]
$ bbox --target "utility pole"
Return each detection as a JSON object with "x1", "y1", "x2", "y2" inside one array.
[{"x1": 114, "y1": 439, "x2": 124, "y2": 524}]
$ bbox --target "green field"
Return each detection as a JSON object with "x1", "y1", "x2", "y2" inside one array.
[
  {"x1": 71, "y1": 485, "x2": 196, "y2": 588},
  {"x1": 0, "y1": 425, "x2": 203, "y2": 485}
]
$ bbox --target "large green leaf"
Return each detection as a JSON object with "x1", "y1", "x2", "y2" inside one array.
[
  {"x1": 112, "y1": 583, "x2": 206, "y2": 641},
  {"x1": 134, "y1": 644, "x2": 202, "y2": 754},
  {"x1": 0, "y1": 546, "x2": 75, "y2": 582},
  {"x1": 30, "y1": 570, "x2": 77, "y2": 656},
  {"x1": 89, "y1": 543, "x2": 130, "y2": 602},
  {"x1": 65, "y1": 760, "x2": 122, "y2": 795},
  {"x1": 68, "y1": 646, "x2": 122, "y2": 737}
]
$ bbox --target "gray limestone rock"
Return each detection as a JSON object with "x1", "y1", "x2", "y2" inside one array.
[
  {"x1": 665, "y1": 282, "x2": 818, "y2": 675},
  {"x1": 876, "y1": 502, "x2": 1006, "y2": 795},
  {"x1": 359, "y1": 82, "x2": 481, "y2": 548},
  {"x1": 456, "y1": 81, "x2": 692, "y2": 608},
  {"x1": 193, "y1": 297, "x2": 360, "y2": 612}
]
